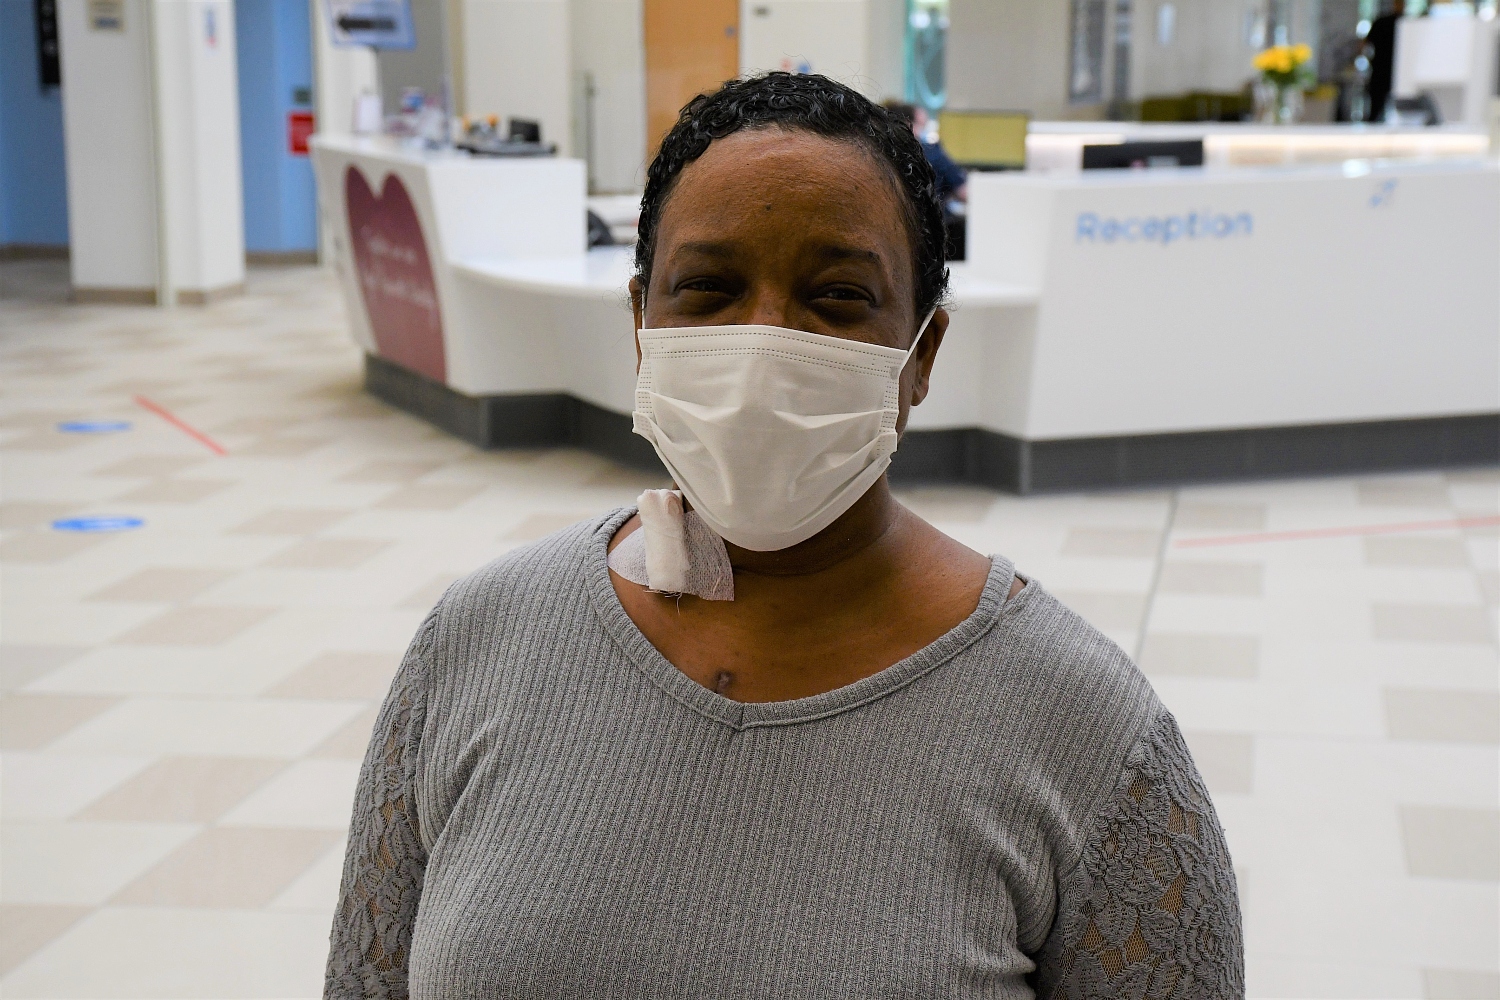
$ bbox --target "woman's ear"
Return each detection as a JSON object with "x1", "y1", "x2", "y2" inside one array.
[
  {"x1": 909, "y1": 307, "x2": 949, "y2": 407},
  {"x1": 629, "y1": 277, "x2": 646, "y2": 369}
]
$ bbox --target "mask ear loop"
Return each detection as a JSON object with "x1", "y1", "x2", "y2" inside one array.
[{"x1": 902, "y1": 306, "x2": 939, "y2": 366}]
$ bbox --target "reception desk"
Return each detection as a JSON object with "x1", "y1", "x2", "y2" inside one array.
[{"x1": 312, "y1": 134, "x2": 1498, "y2": 492}]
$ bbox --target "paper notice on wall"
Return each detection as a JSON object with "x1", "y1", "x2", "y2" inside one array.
[
  {"x1": 326, "y1": 0, "x2": 417, "y2": 50},
  {"x1": 88, "y1": 0, "x2": 124, "y2": 31}
]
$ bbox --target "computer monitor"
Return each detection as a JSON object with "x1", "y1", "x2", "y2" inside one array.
[
  {"x1": 508, "y1": 118, "x2": 542, "y2": 143},
  {"x1": 936, "y1": 111, "x2": 1029, "y2": 171},
  {"x1": 1081, "y1": 140, "x2": 1204, "y2": 169}
]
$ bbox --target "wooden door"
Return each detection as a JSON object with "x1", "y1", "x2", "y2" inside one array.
[{"x1": 643, "y1": 0, "x2": 739, "y2": 158}]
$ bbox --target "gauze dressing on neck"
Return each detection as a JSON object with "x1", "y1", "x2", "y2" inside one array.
[{"x1": 607, "y1": 489, "x2": 734, "y2": 601}]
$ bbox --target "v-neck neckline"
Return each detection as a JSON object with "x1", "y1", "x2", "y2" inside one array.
[{"x1": 584, "y1": 507, "x2": 1021, "y2": 731}]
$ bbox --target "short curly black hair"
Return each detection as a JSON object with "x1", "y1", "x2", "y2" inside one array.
[{"x1": 635, "y1": 72, "x2": 950, "y2": 319}]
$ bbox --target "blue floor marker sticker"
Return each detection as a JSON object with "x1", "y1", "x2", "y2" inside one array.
[
  {"x1": 58, "y1": 420, "x2": 132, "y2": 434},
  {"x1": 52, "y1": 516, "x2": 145, "y2": 533}
]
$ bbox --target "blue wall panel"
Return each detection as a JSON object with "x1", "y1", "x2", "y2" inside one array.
[
  {"x1": 237, "y1": 0, "x2": 316, "y2": 253},
  {"x1": 0, "y1": 1, "x2": 70, "y2": 247}
]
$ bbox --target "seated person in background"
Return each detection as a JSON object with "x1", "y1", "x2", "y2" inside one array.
[{"x1": 886, "y1": 101, "x2": 967, "y2": 203}]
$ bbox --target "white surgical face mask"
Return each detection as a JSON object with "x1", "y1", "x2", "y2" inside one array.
[{"x1": 632, "y1": 308, "x2": 936, "y2": 552}]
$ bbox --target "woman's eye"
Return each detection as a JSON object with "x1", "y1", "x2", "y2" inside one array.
[
  {"x1": 818, "y1": 286, "x2": 872, "y2": 304},
  {"x1": 678, "y1": 278, "x2": 729, "y2": 295}
]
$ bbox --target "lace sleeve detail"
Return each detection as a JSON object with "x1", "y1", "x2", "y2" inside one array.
[
  {"x1": 325, "y1": 612, "x2": 437, "y2": 999},
  {"x1": 1035, "y1": 712, "x2": 1245, "y2": 1000}
]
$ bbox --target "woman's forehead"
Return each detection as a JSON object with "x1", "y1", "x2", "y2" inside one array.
[{"x1": 657, "y1": 129, "x2": 912, "y2": 259}]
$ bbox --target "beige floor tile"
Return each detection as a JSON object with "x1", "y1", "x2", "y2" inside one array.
[
  {"x1": 1158, "y1": 561, "x2": 1264, "y2": 596},
  {"x1": 1139, "y1": 632, "x2": 1259, "y2": 678},
  {"x1": 1423, "y1": 968, "x2": 1500, "y2": 999},
  {"x1": 210, "y1": 414, "x2": 309, "y2": 435},
  {"x1": 1049, "y1": 590, "x2": 1146, "y2": 631},
  {"x1": 1385, "y1": 689, "x2": 1500, "y2": 745},
  {"x1": 112, "y1": 826, "x2": 341, "y2": 907},
  {"x1": 894, "y1": 487, "x2": 1000, "y2": 524},
  {"x1": 504, "y1": 510, "x2": 600, "y2": 541},
  {"x1": 1060, "y1": 527, "x2": 1160, "y2": 558},
  {"x1": 335, "y1": 459, "x2": 445, "y2": 483},
  {"x1": 375, "y1": 483, "x2": 486, "y2": 511},
  {"x1": 111, "y1": 478, "x2": 235, "y2": 504},
  {"x1": 1, "y1": 753, "x2": 152, "y2": 820},
  {"x1": 309, "y1": 705, "x2": 379, "y2": 759},
  {"x1": 51, "y1": 695, "x2": 366, "y2": 759},
  {"x1": 0, "y1": 904, "x2": 92, "y2": 977},
  {"x1": 397, "y1": 572, "x2": 462, "y2": 609},
  {"x1": 0, "y1": 905, "x2": 332, "y2": 997},
  {"x1": 268, "y1": 840, "x2": 346, "y2": 912},
  {"x1": 263, "y1": 537, "x2": 390, "y2": 569},
  {"x1": 1, "y1": 430, "x2": 89, "y2": 451},
  {"x1": 1400, "y1": 806, "x2": 1500, "y2": 881},
  {"x1": 227, "y1": 506, "x2": 352, "y2": 535},
  {"x1": 90, "y1": 456, "x2": 206, "y2": 479},
  {"x1": 1365, "y1": 537, "x2": 1471, "y2": 568},
  {"x1": 220, "y1": 759, "x2": 362, "y2": 828},
  {"x1": 0, "y1": 502, "x2": 78, "y2": 530},
  {"x1": 267, "y1": 651, "x2": 400, "y2": 699},
  {"x1": 0, "y1": 694, "x2": 120, "y2": 750},
  {"x1": 1374, "y1": 603, "x2": 1496, "y2": 645},
  {"x1": 233, "y1": 435, "x2": 331, "y2": 457},
  {"x1": 1181, "y1": 730, "x2": 1255, "y2": 794},
  {"x1": 0, "y1": 645, "x2": 85, "y2": 692},
  {"x1": 22, "y1": 644, "x2": 304, "y2": 698},
  {"x1": 0, "y1": 532, "x2": 111, "y2": 563},
  {"x1": 1, "y1": 821, "x2": 198, "y2": 905},
  {"x1": 1358, "y1": 482, "x2": 1453, "y2": 508},
  {"x1": 1174, "y1": 502, "x2": 1267, "y2": 531},
  {"x1": 86, "y1": 567, "x2": 231, "y2": 603},
  {"x1": 112, "y1": 605, "x2": 274, "y2": 646},
  {"x1": 75, "y1": 756, "x2": 286, "y2": 823}
]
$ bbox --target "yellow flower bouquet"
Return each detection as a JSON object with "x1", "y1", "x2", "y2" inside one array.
[{"x1": 1253, "y1": 44, "x2": 1315, "y2": 90}]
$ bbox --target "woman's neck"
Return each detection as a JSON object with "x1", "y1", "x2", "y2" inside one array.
[{"x1": 721, "y1": 477, "x2": 903, "y2": 579}]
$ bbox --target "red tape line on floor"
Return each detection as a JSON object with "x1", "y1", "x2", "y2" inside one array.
[
  {"x1": 133, "y1": 395, "x2": 228, "y2": 456},
  {"x1": 1175, "y1": 515, "x2": 1500, "y2": 549}
]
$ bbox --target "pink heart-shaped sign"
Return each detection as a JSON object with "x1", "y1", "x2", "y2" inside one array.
[{"x1": 345, "y1": 167, "x2": 447, "y2": 382}]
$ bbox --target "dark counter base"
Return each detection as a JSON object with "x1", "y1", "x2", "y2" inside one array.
[{"x1": 366, "y1": 354, "x2": 1499, "y2": 494}]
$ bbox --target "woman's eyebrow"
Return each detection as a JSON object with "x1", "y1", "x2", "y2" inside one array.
[
  {"x1": 808, "y1": 245, "x2": 883, "y2": 266},
  {"x1": 670, "y1": 241, "x2": 737, "y2": 261}
]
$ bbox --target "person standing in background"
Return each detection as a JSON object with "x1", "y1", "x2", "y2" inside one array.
[{"x1": 1365, "y1": 0, "x2": 1405, "y2": 122}]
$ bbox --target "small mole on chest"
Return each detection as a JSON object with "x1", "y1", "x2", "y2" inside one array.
[{"x1": 714, "y1": 670, "x2": 734, "y2": 694}]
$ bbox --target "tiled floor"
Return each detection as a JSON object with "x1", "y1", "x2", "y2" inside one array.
[{"x1": 1, "y1": 261, "x2": 1496, "y2": 999}]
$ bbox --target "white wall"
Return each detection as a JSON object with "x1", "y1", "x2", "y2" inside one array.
[
  {"x1": 152, "y1": 0, "x2": 245, "y2": 294},
  {"x1": 311, "y1": 2, "x2": 379, "y2": 137},
  {"x1": 463, "y1": 0, "x2": 573, "y2": 156},
  {"x1": 1131, "y1": 0, "x2": 1326, "y2": 99},
  {"x1": 947, "y1": 0, "x2": 1079, "y2": 118},
  {"x1": 59, "y1": 0, "x2": 245, "y2": 299},
  {"x1": 58, "y1": 0, "x2": 159, "y2": 291},
  {"x1": 739, "y1": 0, "x2": 903, "y2": 102},
  {"x1": 571, "y1": 0, "x2": 647, "y2": 192}
]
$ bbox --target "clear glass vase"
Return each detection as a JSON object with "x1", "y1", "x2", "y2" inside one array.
[
  {"x1": 1274, "y1": 85, "x2": 1303, "y2": 125},
  {"x1": 1254, "y1": 80, "x2": 1304, "y2": 125}
]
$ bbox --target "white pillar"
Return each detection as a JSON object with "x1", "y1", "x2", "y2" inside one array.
[{"x1": 58, "y1": 0, "x2": 245, "y2": 305}]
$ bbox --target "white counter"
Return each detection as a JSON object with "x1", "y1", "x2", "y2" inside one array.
[
  {"x1": 312, "y1": 135, "x2": 1498, "y2": 492},
  {"x1": 963, "y1": 158, "x2": 1499, "y2": 445}
]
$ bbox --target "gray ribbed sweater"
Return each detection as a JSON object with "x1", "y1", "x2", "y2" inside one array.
[{"x1": 326, "y1": 508, "x2": 1243, "y2": 999}]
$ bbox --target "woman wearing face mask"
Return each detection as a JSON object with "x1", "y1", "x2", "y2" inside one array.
[{"x1": 326, "y1": 74, "x2": 1243, "y2": 999}]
